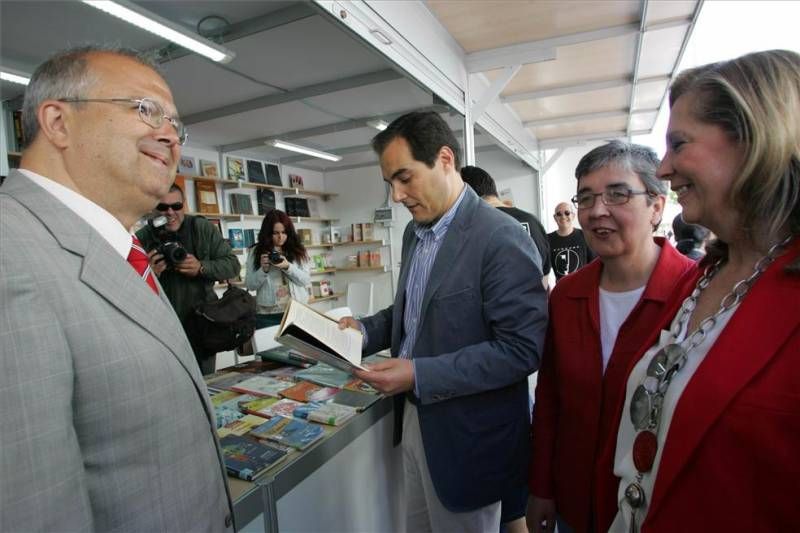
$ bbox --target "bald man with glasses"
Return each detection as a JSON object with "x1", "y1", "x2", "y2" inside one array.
[{"x1": 548, "y1": 202, "x2": 596, "y2": 281}]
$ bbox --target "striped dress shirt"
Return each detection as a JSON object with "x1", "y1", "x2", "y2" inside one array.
[{"x1": 399, "y1": 185, "x2": 467, "y2": 360}]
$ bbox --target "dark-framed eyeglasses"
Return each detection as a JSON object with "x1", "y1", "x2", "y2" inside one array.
[
  {"x1": 58, "y1": 97, "x2": 187, "y2": 145},
  {"x1": 572, "y1": 187, "x2": 654, "y2": 210},
  {"x1": 555, "y1": 211, "x2": 572, "y2": 217},
  {"x1": 156, "y1": 202, "x2": 184, "y2": 212}
]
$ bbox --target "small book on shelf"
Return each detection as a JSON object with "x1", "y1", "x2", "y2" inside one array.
[
  {"x1": 228, "y1": 229, "x2": 245, "y2": 249},
  {"x1": 297, "y1": 228, "x2": 313, "y2": 246},
  {"x1": 362, "y1": 223, "x2": 374, "y2": 241},
  {"x1": 352, "y1": 223, "x2": 363, "y2": 242},
  {"x1": 229, "y1": 193, "x2": 254, "y2": 215},
  {"x1": 195, "y1": 180, "x2": 220, "y2": 214},
  {"x1": 246, "y1": 160, "x2": 267, "y2": 184},
  {"x1": 358, "y1": 250, "x2": 370, "y2": 268},
  {"x1": 219, "y1": 434, "x2": 289, "y2": 481},
  {"x1": 265, "y1": 163, "x2": 283, "y2": 186},
  {"x1": 256, "y1": 189, "x2": 276, "y2": 215},
  {"x1": 275, "y1": 299, "x2": 366, "y2": 373}
]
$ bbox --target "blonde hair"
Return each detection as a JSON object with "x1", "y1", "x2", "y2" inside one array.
[{"x1": 669, "y1": 49, "x2": 800, "y2": 271}]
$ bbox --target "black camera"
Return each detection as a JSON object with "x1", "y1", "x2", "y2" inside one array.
[
  {"x1": 268, "y1": 250, "x2": 283, "y2": 264},
  {"x1": 148, "y1": 215, "x2": 187, "y2": 267}
]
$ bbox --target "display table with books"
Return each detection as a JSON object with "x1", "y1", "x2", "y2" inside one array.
[{"x1": 205, "y1": 353, "x2": 399, "y2": 532}]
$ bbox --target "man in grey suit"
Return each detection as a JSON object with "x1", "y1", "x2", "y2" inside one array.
[
  {"x1": 341, "y1": 111, "x2": 547, "y2": 531},
  {"x1": 0, "y1": 46, "x2": 233, "y2": 531}
]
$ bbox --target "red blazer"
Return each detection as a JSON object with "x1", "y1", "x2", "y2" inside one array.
[
  {"x1": 529, "y1": 238, "x2": 693, "y2": 532},
  {"x1": 594, "y1": 238, "x2": 800, "y2": 533}
]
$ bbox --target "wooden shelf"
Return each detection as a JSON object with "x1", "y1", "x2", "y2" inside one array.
[
  {"x1": 308, "y1": 292, "x2": 344, "y2": 304},
  {"x1": 187, "y1": 211, "x2": 241, "y2": 221},
  {"x1": 176, "y1": 173, "x2": 229, "y2": 184},
  {"x1": 310, "y1": 268, "x2": 336, "y2": 275},
  {"x1": 216, "y1": 179, "x2": 337, "y2": 199},
  {"x1": 290, "y1": 217, "x2": 338, "y2": 223},
  {"x1": 336, "y1": 266, "x2": 387, "y2": 272},
  {"x1": 333, "y1": 240, "x2": 385, "y2": 247},
  {"x1": 306, "y1": 244, "x2": 334, "y2": 250}
]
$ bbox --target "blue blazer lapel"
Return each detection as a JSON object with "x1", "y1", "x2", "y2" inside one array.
[{"x1": 417, "y1": 188, "x2": 475, "y2": 328}]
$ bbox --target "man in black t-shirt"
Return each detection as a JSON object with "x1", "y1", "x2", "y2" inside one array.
[
  {"x1": 461, "y1": 166, "x2": 550, "y2": 287},
  {"x1": 547, "y1": 202, "x2": 595, "y2": 281}
]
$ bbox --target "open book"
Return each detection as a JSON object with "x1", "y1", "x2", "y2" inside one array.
[{"x1": 275, "y1": 299, "x2": 367, "y2": 373}]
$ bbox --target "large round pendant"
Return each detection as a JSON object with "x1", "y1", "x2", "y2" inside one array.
[
  {"x1": 630, "y1": 385, "x2": 652, "y2": 431},
  {"x1": 633, "y1": 430, "x2": 658, "y2": 473}
]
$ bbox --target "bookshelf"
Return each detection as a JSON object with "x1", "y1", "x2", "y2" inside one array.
[{"x1": 308, "y1": 292, "x2": 344, "y2": 304}]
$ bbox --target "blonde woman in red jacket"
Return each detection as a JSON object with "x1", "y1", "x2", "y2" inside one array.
[
  {"x1": 527, "y1": 141, "x2": 694, "y2": 533},
  {"x1": 596, "y1": 49, "x2": 800, "y2": 533}
]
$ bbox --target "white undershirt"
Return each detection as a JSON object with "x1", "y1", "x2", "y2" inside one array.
[
  {"x1": 18, "y1": 169, "x2": 132, "y2": 258},
  {"x1": 599, "y1": 286, "x2": 645, "y2": 373},
  {"x1": 609, "y1": 302, "x2": 737, "y2": 532}
]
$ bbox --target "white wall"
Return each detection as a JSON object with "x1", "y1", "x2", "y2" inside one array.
[
  {"x1": 324, "y1": 165, "x2": 407, "y2": 312},
  {"x1": 475, "y1": 147, "x2": 541, "y2": 218},
  {"x1": 540, "y1": 142, "x2": 604, "y2": 232}
]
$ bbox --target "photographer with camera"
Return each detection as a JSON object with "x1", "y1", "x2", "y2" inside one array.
[
  {"x1": 136, "y1": 183, "x2": 240, "y2": 374},
  {"x1": 245, "y1": 209, "x2": 311, "y2": 329}
]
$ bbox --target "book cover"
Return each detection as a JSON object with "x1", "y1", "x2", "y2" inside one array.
[
  {"x1": 206, "y1": 372, "x2": 252, "y2": 391},
  {"x1": 178, "y1": 156, "x2": 197, "y2": 175},
  {"x1": 294, "y1": 363, "x2": 352, "y2": 389},
  {"x1": 298, "y1": 228, "x2": 313, "y2": 246},
  {"x1": 239, "y1": 397, "x2": 280, "y2": 418},
  {"x1": 195, "y1": 180, "x2": 219, "y2": 214},
  {"x1": 352, "y1": 223, "x2": 363, "y2": 242},
  {"x1": 243, "y1": 229, "x2": 256, "y2": 249},
  {"x1": 232, "y1": 375, "x2": 294, "y2": 398},
  {"x1": 250, "y1": 415, "x2": 325, "y2": 450},
  {"x1": 369, "y1": 250, "x2": 381, "y2": 267},
  {"x1": 217, "y1": 414, "x2": 270, "y2": 438},
  {"x1": 219, "y1": 434, "x2": 288, "y2": 481},
  {"x1": 358, "y1": 250, "x2": 370, "y2": 268},
  {"x1": 226, "y1": 157, "x2": 245, "y2": 181},
  {"x1": 344, "y1": 378, "x2": 379, "y2": 395},
  {"x1": 215, "y1": 407, "x2": 245, "y2": 429},
  {"x1": 280, "y1": 381, "x2": 340, "y2": 402},
  {"x1": 330, "y1": 226, "x2": 342, "y2": 243},
  {"x1": 275, "y1": 299, "x2": 366, "y2": 373},
  {"x1": 246, "y1": 160, "x2": 267, "y2": 184},
  {"x1": 256, "y1": 189, "x2": 276, "y2": 215},
  {"x1": 292, "y1": 401, "x2": 325, "y2": 420},
  {"x1": 284, "y1": 197, "x2": 297, "y2": 217},
  {"x1": 229, "y1": 193, "x2": 253, "y2": 215},
  {"x1": 293, "y1": 198, "x2": 310, "y2": 217},
  {"x1": 259, "y1": 398, "x2": 305, "y2": 418},
  {"x1": 308, "y1": 403, "x2": 357, "y2": 426},
  {"x1": 362, "y1": 223, "x2": 375, "y2": 241},
  {"x1": 331, "y1": 389, "x2": 380, "y2": 412},
  {"x1": 265, "y1": 163, "x2": 282, "y2": 186},
  {"x1": 200, "y1": 159, "x2": 219, "y2": 178},
  {"x1": 228, "y1": 229, "x2": 245, "y2": 249},
  {"x1": 288, "y1": 173, "x2": 304, "y2": 189}
]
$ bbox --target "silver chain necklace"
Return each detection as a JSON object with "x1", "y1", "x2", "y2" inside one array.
[{"x1": 623, "y1": 234, "x2": 794, "y2": 533}]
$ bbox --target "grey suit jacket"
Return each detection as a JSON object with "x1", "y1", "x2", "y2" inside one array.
[
  {"x1": 361, "y1": 187, "x2": 548, "y2": 511},
  {"x1": 0, "y1": 171, "x2": 234, "y2": 532}
]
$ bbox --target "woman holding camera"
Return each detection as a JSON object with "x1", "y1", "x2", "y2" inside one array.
[
  {"x1": 246, "y1": 209, "x2": 310, "y2": 329},
  {"x1": 595, "y1": 49, "x2": 800, "y2": 533}
]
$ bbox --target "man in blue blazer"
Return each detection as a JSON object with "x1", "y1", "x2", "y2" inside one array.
[{"x1": 342, "y1": 111, "x2": 547, "y2": 531}]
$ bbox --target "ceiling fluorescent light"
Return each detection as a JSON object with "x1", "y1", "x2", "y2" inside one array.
[
  {"x1": 267, "y1": 140, "x2": 342, "y2": 162},
  {"x1": 0, "y1": 69, "x2": 30, "y2": 85},
  {"x1": 82, "y1": 0, "x2": 235, "y2": 63},
  {"x1": 367, "y1": 119, "x2": 388, "y2": 131}
]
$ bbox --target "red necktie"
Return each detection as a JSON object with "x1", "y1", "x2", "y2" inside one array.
[{"x1": 128, "y1": 236, "x2": 159, "y2": 295}]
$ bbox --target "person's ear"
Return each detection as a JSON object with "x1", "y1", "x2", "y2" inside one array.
[
  {"x1": 437, "y1": 146, "x2": 456, "y2": 172},
  {"x1": 37, "y1": 100, "x2": 73, "y2": 149}
]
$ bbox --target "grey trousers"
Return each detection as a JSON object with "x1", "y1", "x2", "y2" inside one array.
[{"x1": 402, "y1": 400, "x2": 502, "y2": 533}]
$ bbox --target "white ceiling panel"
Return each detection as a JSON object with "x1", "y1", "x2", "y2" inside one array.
[
  {"x1": 632, "y1": 77, "x2": 670, "y2": 111},
  {"x1": 646, "y1": 0, "x2": 697, "y2": 25},
  {"x1": 638, "y1": 24, "x2": 690, "y2": 79},
  {"x1": 629, "y1": 110, "x2": 659, "y2": 131},
  {"x1": 533, "y1": 115, "x2": 628, "y2": 141},
  {"x1": 510, "y1": 86, "x2": 631, "y2": 121}
]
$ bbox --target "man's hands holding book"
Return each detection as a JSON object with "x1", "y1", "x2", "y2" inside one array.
[{"x1": 337, "y1": 317, "x2": 415, "y2": 395}]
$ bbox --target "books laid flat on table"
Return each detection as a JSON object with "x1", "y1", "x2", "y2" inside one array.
[
  {"x1": 259, "y1": 398, "x2": 305, "y2": 418},
  {"x1": 250, "y1": 415, "x2": 325, "y2": 450},
  {"x1": 275, "y1": 299, "x2": 366, "y2": 374},
  {"x1": 217, "y1": 414, "x2": 270, "y2": 438},
  {"x1": 308, "y1": 403, "x2": 357, "y2": 426},
  {"x1": 294, "y1": 363, "x2": 352, "y2": 388},
  {"x1": 330, "y1": 389, "x2": 381, "y2": 412},
  {"x1": 219, "y1": 434, "x2": 289, "y2": 481},
  {"x1": 231, "y1": 375, "x2": 294, "y2": 398},
  {"x1": 280, "y1": 381, "x2": 340, "y2": 402},
  {"x1": 239, "y1": 397, "x2": 279, "y2": 418},
  {"x1": 344, "y1": 378, "x2": 379, "y2": 394}
]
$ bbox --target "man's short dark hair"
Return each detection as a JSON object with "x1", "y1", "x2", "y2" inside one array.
[
  {"x1": 371, "y1": 111, "x2": 461, "y2": 169},
  {"x1": 461, "y1": 165, "x2": 498, "y2": 197}
]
